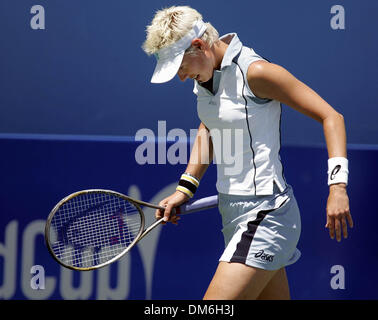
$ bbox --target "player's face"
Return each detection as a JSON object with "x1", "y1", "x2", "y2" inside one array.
[{"x1": 177, "y1": 50, "x2": 214, "y2": 83}]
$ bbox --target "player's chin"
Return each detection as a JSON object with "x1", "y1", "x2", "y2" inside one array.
[{"x1": 200, "y1": 74, "x2": 213, "y2": 83}]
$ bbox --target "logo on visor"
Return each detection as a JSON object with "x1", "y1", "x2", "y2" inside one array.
[{"x1": 154, "y1": 52, "x2": 160, "y2": 61}]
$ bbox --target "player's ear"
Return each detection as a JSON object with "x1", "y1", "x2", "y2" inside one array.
[{"x1": 191, "y1": 38, "x2": 204, "y2": 50}]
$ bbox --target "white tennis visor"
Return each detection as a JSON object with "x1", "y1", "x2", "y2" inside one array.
[{"x1": 151, "y1": 20, "x2": 207, "y2": 83}]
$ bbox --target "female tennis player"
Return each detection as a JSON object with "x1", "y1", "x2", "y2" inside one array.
[{"x1": 142, "y1": 6, "x2": 353, "y2": 300}]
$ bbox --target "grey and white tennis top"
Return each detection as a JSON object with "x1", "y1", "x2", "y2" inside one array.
[{"x1": 194, "y1": 33, "x2": 287, "y2": 196}]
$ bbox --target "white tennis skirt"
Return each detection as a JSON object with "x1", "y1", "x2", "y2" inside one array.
[{"x1": 218, "y1": 184, "x2": 301, "y2": 271}]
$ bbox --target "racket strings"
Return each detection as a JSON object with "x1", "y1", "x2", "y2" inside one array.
[{"x1": 49, "y1": 192, "x2": 142, "y2": 268}]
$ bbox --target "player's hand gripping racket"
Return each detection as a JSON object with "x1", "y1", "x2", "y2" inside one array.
[{"x1": 45, "y1": 189, "x2": 218, "y2": 271}]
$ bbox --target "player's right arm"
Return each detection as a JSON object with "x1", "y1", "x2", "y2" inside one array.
[
  {"x1": 156, "y1": 122, "x2": 213, "y2": 223},
  {"x1": 186, "y1": 121, "x2": 213, "y2": 180}
]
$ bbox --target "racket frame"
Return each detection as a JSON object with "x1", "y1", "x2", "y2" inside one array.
[
  {"x1": 45, "y1": 189, "x2": 150, "y2": 271},
  {"x1": 45, "y1": 189, "x2": 218, "y2": 271}
]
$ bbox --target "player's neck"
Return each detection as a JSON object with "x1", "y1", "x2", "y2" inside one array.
[{"x1": 212, "y1": 40, "x2": 229, "y2": 70}]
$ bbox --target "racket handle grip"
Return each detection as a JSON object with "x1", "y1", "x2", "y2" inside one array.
[{"x1": 174, "y1": 195, "x2": 218, "y2": 215}]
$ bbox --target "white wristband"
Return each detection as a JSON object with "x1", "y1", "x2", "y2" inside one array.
[{"x1": 327, "y1": 157, "x2": 349, "y2": 186}]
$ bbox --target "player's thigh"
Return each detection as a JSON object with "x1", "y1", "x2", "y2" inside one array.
[
  {"x1": 257, "y1": 267, "x2": 290, "y2": 300},
  {"x1": 203, "y1": 261, "x2": 278, "y2": 300}
]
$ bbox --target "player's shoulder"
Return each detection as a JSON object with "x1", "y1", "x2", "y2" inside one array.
[{"x1": 247, "y1": 60, "x2": 272, "y2": 81}]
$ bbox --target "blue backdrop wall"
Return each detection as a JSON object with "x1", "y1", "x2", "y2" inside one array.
[
  {"x1": 0, "y1": 0, "x2": 377, "y2": 145},
  {"x1": 0, "y1": 0, "x2": 377, "y2": 300}
]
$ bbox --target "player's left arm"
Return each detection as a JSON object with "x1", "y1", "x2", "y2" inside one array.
[{"x1": 247, "y1": 60, "x2": 353, "y2": 242}]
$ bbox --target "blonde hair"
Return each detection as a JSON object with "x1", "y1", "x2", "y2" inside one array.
[{"x1": 142, "y1": 6, "x2": 219, "y2": 55}]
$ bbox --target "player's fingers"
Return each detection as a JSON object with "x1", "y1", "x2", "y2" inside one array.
[
  {"x1": 341, "y1": 216, "x2": 348, "y2": 239},
  {"x1": 156, "y1": 202, "x2": 166, "y2": 219},
  {"x1": 156, "y1": 199, "x2": 170, "y2": 221},
  {"x1": 327, "y1": 218, "x2": 335, "y2": 240},
  {"x1": 171, "y1": 216, "x2": 181, "y2": 225},
  {"x1": 155, "y1": 208, "x2": 163, "y2": 219},
  {"x1": 163, "y1": 203, "x2": 174, "y2": 222},
  {"x1": 335, "y1": 219, "x2": 341, "y2": 242},
  {"x1": 347, "y1": 212, "x2": 354, "y2": 228},
  {"x1": 325, "y1": 216, "x2": 330, "y2": 228}
]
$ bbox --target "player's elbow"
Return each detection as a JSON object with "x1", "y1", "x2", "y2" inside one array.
[
  {"x1": 333, "y1": 111, "x2": 345, "y2": 124},
  {"x1": 323, "y1": 110, "x2": 345, "y2": 128}
]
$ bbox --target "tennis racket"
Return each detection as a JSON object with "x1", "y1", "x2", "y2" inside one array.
[{"x1": 45, "y1": 189, "x2": 218, "y2": 271}]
